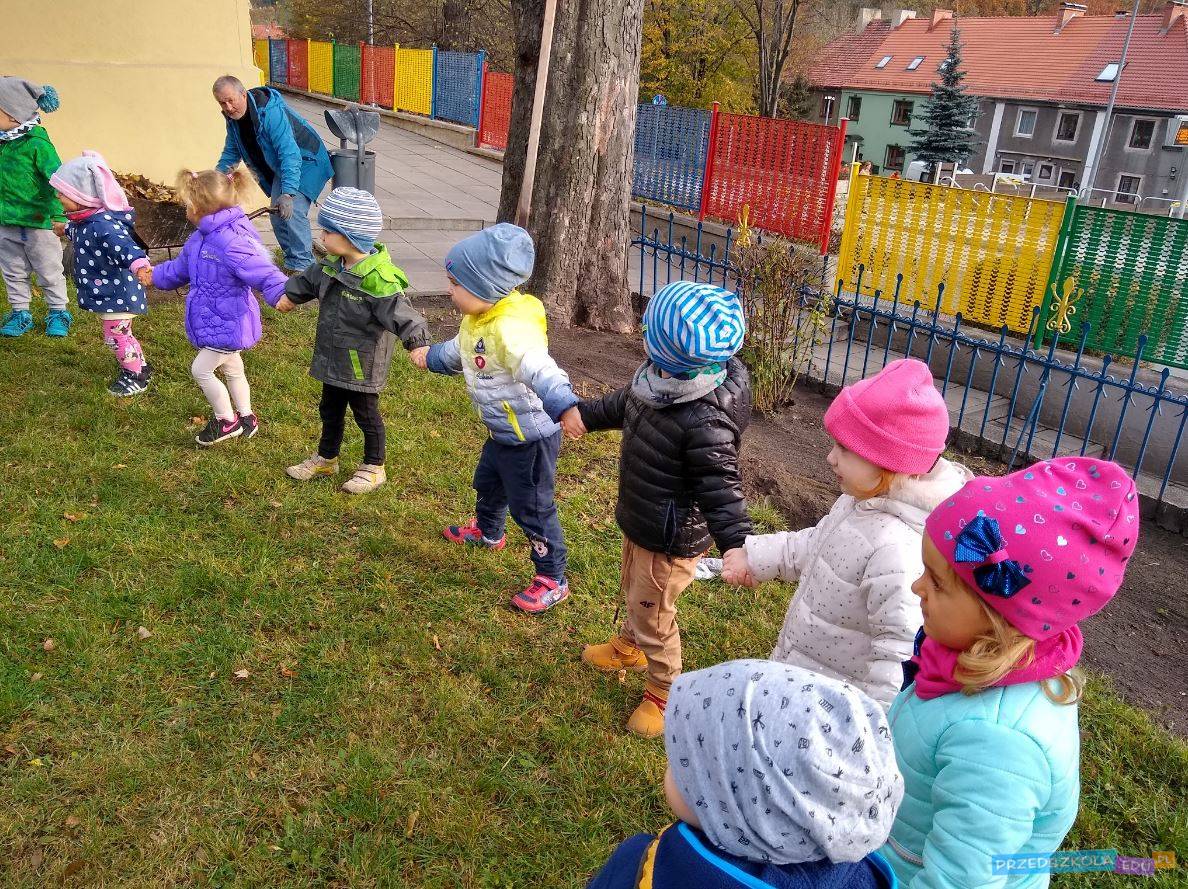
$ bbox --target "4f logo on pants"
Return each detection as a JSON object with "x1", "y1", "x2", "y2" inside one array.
[{"x1": 531, "y1": 537, "x2": 550, "y2": 557}]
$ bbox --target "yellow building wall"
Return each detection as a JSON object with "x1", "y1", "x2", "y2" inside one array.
[{"x1": 4, "y1": 0, "x2": 266, "y2": 194}]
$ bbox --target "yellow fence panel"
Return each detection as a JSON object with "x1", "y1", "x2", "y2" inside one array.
[
  {"x1": 252, "y1": 38, "x2": 270, "y2": 81},
  {"x1": 394, "y1": 47, "x2": 434, "y2": 116},
  {"x1": 836, "y1": 173, "x2": 1067, "y2": 334},
  {"x1": 308, "y1": 40, "x2": 334, "y2": 95}
]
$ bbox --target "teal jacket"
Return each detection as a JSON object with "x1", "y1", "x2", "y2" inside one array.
[
  {"x1": 881, "y1": 681, "x2": 1080, "y2": 889},
  {"x1": 0, "y1": 126, "x2": 64, "y2": 229}
]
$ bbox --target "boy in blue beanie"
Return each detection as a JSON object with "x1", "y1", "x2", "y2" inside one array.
[
  {"x1": 586, "y1": 660, "x2": 902, "y2": 889},
  {"x1": 572, "y1": 281, "x2": 752, "y2": 737},
  {"x1": 412, "y1": 223, "x2": 583, "y2": 613}
]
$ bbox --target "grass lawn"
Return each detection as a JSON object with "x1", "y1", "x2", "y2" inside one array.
[{"x1": 0, "y1": 300, "x2": 1185, "y2": 887}]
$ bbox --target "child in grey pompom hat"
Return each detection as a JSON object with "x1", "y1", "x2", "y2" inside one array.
[{"x1": 586, "y1": 660, "x2": 903, "y2": 889}]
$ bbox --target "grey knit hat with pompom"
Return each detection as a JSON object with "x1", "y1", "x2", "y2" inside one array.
[{"x1": 0, "y1": 78, "x2": 60, "y2": 124}]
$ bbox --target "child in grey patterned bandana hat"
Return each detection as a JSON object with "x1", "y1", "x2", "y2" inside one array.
[{"x1": 587, "y1": 659, "x2": 903, "y2": 889}]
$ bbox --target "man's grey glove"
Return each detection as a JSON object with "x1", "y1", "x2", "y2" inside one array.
[{"x1": 274, "y1": 194, "x2": 295, "y2": 220}]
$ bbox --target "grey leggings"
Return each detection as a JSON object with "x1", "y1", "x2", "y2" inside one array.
[{"x1": 0, "y1": 225, "x2": 67, "y2": 311}]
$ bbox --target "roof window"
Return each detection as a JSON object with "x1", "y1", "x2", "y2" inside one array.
[
  {"x1": 1096, "y1": 62, "x2": 1120, "y2": 81},
  {"x1": 907, "y1": 56, "x2": 925, "y2": 70},
  {"x1": 876, "y1": 55, "x2": 893, "y2": 68}
]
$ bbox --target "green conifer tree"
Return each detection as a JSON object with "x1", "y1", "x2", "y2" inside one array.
[{"x1": 908, "y1": 24, "x2": 980, "y2": 173}]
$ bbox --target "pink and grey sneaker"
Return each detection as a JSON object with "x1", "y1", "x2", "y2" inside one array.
[
  {"x1": 511, "y1": 575, "x2": 570, "y2": 614},
  {"x1": 443, "y1": 520, "x2": 506, "y2": 550}
]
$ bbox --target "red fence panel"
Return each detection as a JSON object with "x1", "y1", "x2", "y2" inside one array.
[
  {"x1": 287, "y1": 39, "x2": 309, "y2": 91},
  {"x1": 703, "y1": 113, "x2": 845, "y2": 245},
  {"x1": 477, "y1": 70, "x2": 513, "y2": 151},
  {"x1": 361, "y1": 44, "x2": 396, "y2": 108}
]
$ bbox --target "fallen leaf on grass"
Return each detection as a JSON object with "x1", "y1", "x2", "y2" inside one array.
[
  {"x1": 3, "y1": 745, "x2": 18, "y2": 758},
  {"x1": 63, "y1": 859, "x2": 85, "y2": 877},
  {"x1": 278, "y1": 663, "x2": 297, "y2": 678},
  {"x1": 52, "y1": 538, "x2": 69, "y2": 549},
  {"x1": 432, "y1": 634, "x2": 441, "y2": 651},
  {"x1": 29, "y1": 850, "x2": 44, "y2": 869},
  {"x1": 405, "y1": 809, "x2": 419, "y2": 838},
  {"x1": 189, "y1": 416, "x2": 204, "y2": 426},
  {"x1": 31, "y1": 672, "x2": 42, "y2": 682},
  {"x1": 42, "y1": 638, "x2": 56, "y2": 652},
  {"x1": 269, "y1": 500, "x2": 282, "y2": 509},
  {"x1": 232, "y1": 668, "x2": 251, "y2": 681},
  {"x1": 429, "y1": 429, "x2": 441, "y2": 438},
  {"x1": 136, "y1": 626, "x2": 152, "y2": 640},
  {"x1": 616, "y1": 668, "x2": 627, "y2": 684},
  {"x1": 28, "y1": 757, "x2": 44, "y2": 767},
  {"x1": 62, "y1": 512, "x2": 85, "y2": 523},
  {"x1": 64, "y1": 815, "x2": 81, "y2": 828},
  {"x1": 111, "y1": 463, "x2": 127, "y2": 470}
]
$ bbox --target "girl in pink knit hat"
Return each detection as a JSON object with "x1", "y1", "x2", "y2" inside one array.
[
  {"x1": 880, "y1": 457, "x2": 1138, "y2": 888},
  {"x1": 722, "y1": 358, "x2": 970, "y2": 709}
]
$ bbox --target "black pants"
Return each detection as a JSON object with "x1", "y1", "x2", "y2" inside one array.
[{"x1": 317, "y1": 383, "x2": 385, "y2": 465}]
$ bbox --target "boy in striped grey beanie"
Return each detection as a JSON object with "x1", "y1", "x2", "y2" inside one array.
[
  {"x1": 572, "y1": 281, "x2": 753, "y2": 738},
  {"x1": 278, "y1": 187, "x2": 431, "y2": 494}
]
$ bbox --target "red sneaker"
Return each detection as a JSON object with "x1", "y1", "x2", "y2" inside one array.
[
  {"x1": 442, "y1": 520, "x2": 506, "y2": 550},
  {"x1": 511, "y1": 575, "x2": 570, "y2": 614}
]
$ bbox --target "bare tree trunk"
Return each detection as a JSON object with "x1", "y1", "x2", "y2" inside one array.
[
  {"x1": 739, "y1": 0, "x2": 802, "y2": 118},
  {"x1": 441, "y1": 0, "x2": 473, "y2": 49},
  {"x1": 498, "y1": 0, "x2": 642, "y2": 331}
]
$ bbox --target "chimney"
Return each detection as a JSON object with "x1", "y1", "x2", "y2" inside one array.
[
  {"x1": 1163, "y1": 0, "x2": 1188, "y2": 33},
  {"x1": 930, "y1": 9, "x2": 955, "y2": 30},
  {"x1": 891, "y1": 8, "x2": 918, "y2": 27},
  {"x1": 1056, "y1": 2, "x2": 1087, "y2": 32},
  {"x1": 857, "y1": 7, "x2": 884, "y2": 31}
]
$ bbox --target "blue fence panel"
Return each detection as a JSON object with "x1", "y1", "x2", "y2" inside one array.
[
  {"x1": 632, "y1": 104, "x2": 711, "y2": 213},
  {"x1": 433, "y1": 50, "x2": 482, "y2": 126},
  {"x1": 269, "y1": 38, "x2": 288, "y2": 86}
]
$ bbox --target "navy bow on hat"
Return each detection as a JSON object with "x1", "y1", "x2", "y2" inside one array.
[{"x1": 954, "y1": 515, "x2": 1031, "y2": 598}]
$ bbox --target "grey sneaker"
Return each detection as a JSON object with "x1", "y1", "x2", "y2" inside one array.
[
  {"x1": 285, "y1": 454, "x2": 338, "y2": 481},
  {"x1": 341, "y1": 463, "x2": 386, "y2": 494}
]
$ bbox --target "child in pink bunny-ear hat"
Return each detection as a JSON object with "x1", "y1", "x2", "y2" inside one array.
[{"x1": 881, "y1": 456, "x2": 1138, "y2": 889}]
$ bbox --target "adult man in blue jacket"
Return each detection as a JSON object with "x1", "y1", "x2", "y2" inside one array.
[{"x1": 213, "y1": 75, "x2": 333, "y2": 271}]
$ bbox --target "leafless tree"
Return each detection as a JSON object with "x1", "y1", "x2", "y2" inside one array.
[{"x1": 734, "y1": 0, "x2": 803, "y2": 118}]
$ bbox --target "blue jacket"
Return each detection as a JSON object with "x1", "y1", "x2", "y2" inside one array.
[
  {"x1": 880, "y1": 682, "x2": 1081, "y2": 889},
  {"x1": 217, "y1": 87, "x2": 332, "y2": 202},
  {"x1": 589, "y1": 822, "x2": 896, "y2": 889},
  {"x1": 65, "y1": 209, "x2": 148, "y2": 315}
]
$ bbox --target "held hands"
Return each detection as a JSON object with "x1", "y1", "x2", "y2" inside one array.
[
  {"x1": 275, "y1": 295, "x2": 296, "y2": 313},
  {"x1": 721, "y1": 547, "x2": 756, "y2": 587},
  {"x1": 273, "y1": 194, "x2": 295, "y2": 220},
  {"x1": 136, "y1": 266, "x2": 154, "y2": 288},
  {"x1": 408, "y1": 346, "x2": 430, "y2": 369},
  {"x1": 560, "y1": 406, "x2": 587, "y2": 440},
  {"x1": 53, "y1": 222, "x2": 67, "y2": 237}
]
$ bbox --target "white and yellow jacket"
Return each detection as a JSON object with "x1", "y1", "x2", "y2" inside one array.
[{"x1": 426, "y1": 290, "x2": 578, "y2": 445}]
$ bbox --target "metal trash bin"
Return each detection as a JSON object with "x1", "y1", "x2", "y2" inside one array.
[{"x1": 324, "y1": 106, "x2": 381, "y2": 194}]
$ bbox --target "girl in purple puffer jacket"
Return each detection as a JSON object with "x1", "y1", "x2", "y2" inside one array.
[{"x1": 142, "y1": 168, "x2": 288, "y2": 446}]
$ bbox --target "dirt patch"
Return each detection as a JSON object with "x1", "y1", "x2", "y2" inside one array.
[{"x1": 419, "y1": 299, "x2": 1188, "y2": 737}]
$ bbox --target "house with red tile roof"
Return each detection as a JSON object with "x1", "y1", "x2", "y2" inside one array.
[{"x1": 808, "y1": 2, "x2": 1188, "y2": 212}]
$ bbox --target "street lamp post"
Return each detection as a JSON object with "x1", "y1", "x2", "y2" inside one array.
[{"x1": 1082, "y1": 0, "x2": 1141, "y2": 200}]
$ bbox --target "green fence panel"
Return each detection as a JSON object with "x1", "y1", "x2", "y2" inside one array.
[
  {"x1": 1045, "y1": 205, "x2": 1188, "y2": 368},
  {"x1": 333, "y1": 42, "x2": 361, "y2": 102}
]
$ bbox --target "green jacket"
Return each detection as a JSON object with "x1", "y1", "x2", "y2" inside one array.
[
  {"x1": 0, "y1": 127, "x2": 65, "y2": 229},
  {"x1": 285, "y1": 244, "x2": 430, "y2": 394}
]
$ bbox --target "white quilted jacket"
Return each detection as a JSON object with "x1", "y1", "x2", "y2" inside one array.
[{"x1": 745, "y1": 458, "x2": 972, "y2": 709}]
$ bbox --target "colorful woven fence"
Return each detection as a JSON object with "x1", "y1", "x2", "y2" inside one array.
[
  {"x1": 477, "y1": 70, "x2": 514, "y2": 151},
  {"x1": 632, "y1": 104, "x2": 712, "y2": 214},
  {"x1": 308, "y1": 40, "x2": 334, "y2": 95},
  {"x1": 286, "y1": 39, "x2": 309, "y2": 91},
  {"x1": 433, "y1": 51, "x2": 483, "y2": 126},
  {"x1": 332, "y1": 42, "x2": 361, "y2": 102},
  {"x1": 361, "y1": 43, "x2": 396, "y2": 108},
  {"x1": 268, "y1": 39, "x2": 288, "y2": 86},
  {"x1": 394, "y1": 47, "x2": 433, "y2": 116},
  {"x1": 252, "y1": 39, "x2": 269, "y2": 79}
]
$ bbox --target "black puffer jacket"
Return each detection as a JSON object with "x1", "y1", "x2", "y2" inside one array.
[{"x1": 579, "y1": 358, "x2": 752, "y2": 557}]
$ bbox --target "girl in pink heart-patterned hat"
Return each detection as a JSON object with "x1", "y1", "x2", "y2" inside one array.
[{"x1": 880, "y1": 456, "x2": 1139, "y2": 889}]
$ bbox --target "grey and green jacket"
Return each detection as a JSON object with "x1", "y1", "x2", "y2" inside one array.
[{"x1": 284, "y1": 244, "x2": 430, "y2": 393}]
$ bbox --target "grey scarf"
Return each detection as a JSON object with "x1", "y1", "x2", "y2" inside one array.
[
  {"x1": 631, "y1": 360, "x2": 726, "y2": 408},
  {"x1": 0, "y1": 114, "x2": 39, "y2": 142}
]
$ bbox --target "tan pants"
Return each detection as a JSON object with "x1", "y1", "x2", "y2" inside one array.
[{"x1": 617, "y1": 538, "x2": 703, "y2": 694}]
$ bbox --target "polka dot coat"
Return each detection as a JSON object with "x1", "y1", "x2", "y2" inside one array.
[
  {"x1": 744, "y1": 459, "x2": 972, "y2": 710},
  {"x1": 65, "y1": 210, "x2": 148, "y2": 315}
]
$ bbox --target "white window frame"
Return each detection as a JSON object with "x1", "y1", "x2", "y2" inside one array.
[
  {"x1": 1127, "y1": 118, "x2": 1157, "y2": 151},
  {"x1": 1096, "y1": 62, "x2": 1120, "y2": 82},
  {"x1": 1037, "y1": 162, "x2": 1055, "y2": 182},
  {"x1": 846, "y1": 94, "x2": 862, "y2": 121},
  {"x1": 1014, "y1": 107, "x2": 1038, "y2": 138},
  {"x1": 1054, "y1": 110, "x2": 1082, "y2": 144},
  {"x1": 1057, "y1": 168, "x2": 1077, "y2": 190},
  {"x1": 999, "y1": 159, "x2": 1017, "y2": 174},
  {"x1": 1022, "y1": 161, "x2": 1036, "y2": 178},
  {"x1": 876, "y1": 55, "x2": 893, "y2": 69},
  {"x1": 907, "y1": 56, "x2": 925, "y2": 70},
  {"x1": 1115, "y1": 173, "x2": 1142, "y2": 204}
]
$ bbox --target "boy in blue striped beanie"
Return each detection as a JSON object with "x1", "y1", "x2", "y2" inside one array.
[
  {"x1": 571, "y1": 281, "x2": 753, "y2": 737},
  {"x1": 278, "y1": 187, "x2": 430, "y2": 494}
]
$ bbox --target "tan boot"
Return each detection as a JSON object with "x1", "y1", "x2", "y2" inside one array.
[
  {"x1": 582, "y1": 636, "x2": 648, "y2": 673},
  {"x1": 341, "y1": 463, "x2": 386, "y2": 494},
  {"x1": 626, "y1": 685, "x2": 668, "y2": 739},
  {"x1": 286, "y1": 454, "x2": 338, "y2": 481}
]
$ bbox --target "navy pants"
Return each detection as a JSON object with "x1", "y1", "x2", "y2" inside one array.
[{"x1": 474, "y1": 431, "x2": 567, "y2": 580}]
